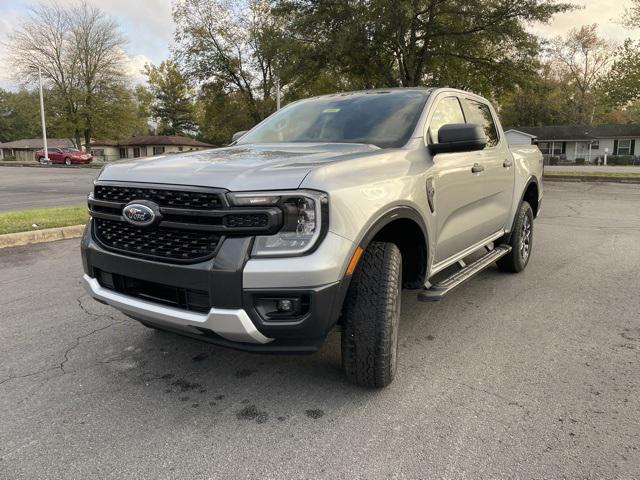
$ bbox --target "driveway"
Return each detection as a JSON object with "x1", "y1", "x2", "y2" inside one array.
[
  {"x1": 0, "y1": 166, "x2": 97, "y2": 212},
  {"x1": 1, "y1": 182, "x2": 639, "y2": 479}
]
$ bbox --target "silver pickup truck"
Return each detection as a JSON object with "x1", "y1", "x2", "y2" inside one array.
[{"x1": 81, "y1": 88, "x2": 543, "y2": 388}]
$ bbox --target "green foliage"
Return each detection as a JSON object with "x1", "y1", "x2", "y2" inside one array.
[
  {"x1": 600, "y1": 40, "x2": 640, "y2": 109},
  {"x1": 273, "y1": 0, "x2": 573, "y2": 98},
  {"x1": 0, "y1": 89, "x2": 41, "y2": 142},
  {"x1": 608, "y1": 155, "x2": 635, "y2": 166},
  {"x1": 145, "y1": 60, "x2": 197, "y2": 136},
  {"x1": 498, "y1": 65, "x2": 567, "y2": 126}
]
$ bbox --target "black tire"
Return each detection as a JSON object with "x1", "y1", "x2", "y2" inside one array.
[
  {"x1": 341, "y1": 241, "x2": 402, "y2": 388},
  {"x1": 64, "y1": 157, "x2": 72, "y2": 166},
  {"x1": 38, "y1": 156, "x2": 45, "y2": 164},
  {"x1": 497, "y1": 201, "x2": 534, "y2": 273}
]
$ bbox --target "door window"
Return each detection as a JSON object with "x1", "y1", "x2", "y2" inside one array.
[
  {"x1": 463, "y1": 99, "x2": 499, "y2": 147},
  {"x1": 428, "y1": 97, "x2": 466, "y2": 144},
  {"x1": 133, "y1": 147, "x2": 140, "y2": 158}
]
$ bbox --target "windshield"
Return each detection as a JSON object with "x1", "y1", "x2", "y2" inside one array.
[
  {"x1": 238, "y1": 90, "x2": 430, "y2": 149},
  {"x1": 62, "y1": 148, "x2": 80, "y2": 153}
]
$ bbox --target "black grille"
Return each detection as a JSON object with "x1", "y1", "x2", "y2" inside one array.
[
  {"x1": 94, "y1": 218, "x2": 220, "y2": 261},
  {"x1": 224, "y1": 214, "x2": 269, "y2": 228},
  {"x1": 94, "y1": 185, "x2": 223, "y2": 209},
  {"x1": 95, "y1": 270, "x2": 210, "y2": 313}
]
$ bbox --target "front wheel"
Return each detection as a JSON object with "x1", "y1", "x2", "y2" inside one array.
[
  {"x1": 64, "y1": 157, "x2": 72, "y2": 166},
  {"x1": 341, "y1": 241, "x2": 402, "y2": 388},
  {"x1": 497, "y1": 201, "x2": 534, "y2": 273}
]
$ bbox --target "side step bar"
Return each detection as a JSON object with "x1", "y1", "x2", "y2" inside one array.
[{"x1": 418, "y1": 245, "x2": 512, "y2": 302}]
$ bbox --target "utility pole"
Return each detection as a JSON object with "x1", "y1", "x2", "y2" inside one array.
[
  {"x1": 275, "y1": 77, "x2": 281, "y2": 111},
  {"x1": 38, "y1": 66, "x2": 49, "y2": 163}
]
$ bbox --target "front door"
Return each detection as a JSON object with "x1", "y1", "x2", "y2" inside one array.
[{"x1": 428, "y1": 95, "x2": 514, "y2": 265}]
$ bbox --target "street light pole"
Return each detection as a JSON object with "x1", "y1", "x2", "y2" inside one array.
[{"x1": 38, "y1": 66, "x2": 49, "y2": 163}]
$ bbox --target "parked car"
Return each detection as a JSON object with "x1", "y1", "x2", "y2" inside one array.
[
  {"x1": 81, "y1": 88, "x2": 543, "y2": 388},
  {"x1": 35, "y1": 147, "x2": 92, "y2": 165}
]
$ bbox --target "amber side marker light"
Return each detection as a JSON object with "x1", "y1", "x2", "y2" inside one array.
[{"x1": 345, "y1": 246, "x2": 364, "y2": 276}]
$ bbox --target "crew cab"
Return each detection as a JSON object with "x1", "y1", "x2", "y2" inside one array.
[
  {"x1": 36, "y1": 147, "x2": 92, "y2": 165},
  {"x1": 81, "y1": 88, "x2": 543, "y2": 388}
]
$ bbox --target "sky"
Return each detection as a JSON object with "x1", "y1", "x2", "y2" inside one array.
[{"x1": 0, "y1": 0, "x2": 638, "y2": 91}]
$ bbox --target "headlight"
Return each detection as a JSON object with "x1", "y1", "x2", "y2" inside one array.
[{"x1": 227, "y1": 190, "x2": 328, "y2": 257}]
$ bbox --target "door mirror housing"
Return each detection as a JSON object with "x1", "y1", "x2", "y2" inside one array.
[
  {"x1": 231, "y1": 130, "x2": 249, "y2": 143},
  {"x1": 430, "y1": 123, "x2": 487, "y2": 154}
]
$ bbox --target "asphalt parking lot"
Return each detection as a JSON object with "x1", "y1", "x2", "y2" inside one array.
[
  {"x1": 1, "y1": 182, "x2": 639, "y2": 479},
  {"x1": 0, "y1": 166, "x2": 97, "y2": 211}
]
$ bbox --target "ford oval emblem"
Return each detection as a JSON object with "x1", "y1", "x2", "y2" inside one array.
[{"x1": 123, "y1": 202, "x2": 157, "y2": 227}]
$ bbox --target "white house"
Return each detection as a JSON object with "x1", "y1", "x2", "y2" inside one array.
[
  {"x1": 504, "y1": 125, "x2": 640, "y2": 163},
  {"x1": 90, "y1": 135, "x2": 214, "y2": 162}
]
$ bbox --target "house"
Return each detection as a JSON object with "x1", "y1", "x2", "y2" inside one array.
[
  {"x1": 505, "y1": 125, "x2": 640, "y2": 164},
  {"x1": 90, "y1": 135, "x2": 214, "y2": 162},
  {"x1": 0, "y1": 138, "x2": 76, "y2": 162}
]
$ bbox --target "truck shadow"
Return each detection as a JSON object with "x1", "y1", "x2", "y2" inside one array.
[{"x1": 88, "y1": 267, "x2": 506, "y2": 425}]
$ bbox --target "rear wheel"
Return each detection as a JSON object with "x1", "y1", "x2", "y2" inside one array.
[
  {"x1": 38, "y1": 156, "x2": 46, "y2": 164},
  {"x1": 497, "y1": 201, "x2": 534, "y2": 273},
  {"x1": 341, "y1": 241, "x2": 402, "y2": 388}
]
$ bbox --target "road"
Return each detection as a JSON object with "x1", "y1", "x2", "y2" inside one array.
[
  {"x1": 0, "y1": 166, "x2": 97, "y2": 212},
  {"x1": 1, "y1": 182, "x2": 639, "y2": 479}
]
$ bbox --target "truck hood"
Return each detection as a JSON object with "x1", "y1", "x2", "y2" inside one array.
[{"x1": 98, "y1": 143, "x2": 380, "y2": 191}]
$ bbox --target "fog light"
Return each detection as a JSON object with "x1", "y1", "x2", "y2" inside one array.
[
  {"x1": 254, "y1": 295, "x2": 310, "y2": 321},
  {"x1": 278, "y1": 299, "x2": 293, "y2": 312}
]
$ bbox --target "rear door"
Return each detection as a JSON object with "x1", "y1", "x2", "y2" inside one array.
[
  {"x1": 460, "y1": 97, "x2": 514, "y2": 238},
  {"x1": 428, "y1": 94, "x2": 492, "y2": 263}
]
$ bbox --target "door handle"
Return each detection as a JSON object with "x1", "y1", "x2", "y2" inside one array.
[
  {"x1": 471, "y1": 163, "x2": 484, "y2": 173},
  {"x1": 503, "y1": 159, "x2": 513, "y2": 168}
]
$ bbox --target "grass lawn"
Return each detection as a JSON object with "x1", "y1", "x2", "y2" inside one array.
[
  {"x1": 0, "y1": 205, "x2": 88, "y2": 235},
  {"x1": 544, "y1": 171, "x2": 640, "y2": 178}
]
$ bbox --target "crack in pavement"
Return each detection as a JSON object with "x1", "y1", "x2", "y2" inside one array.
[
  {"x1": 59, "y1": 319, "x2": 126, "y2": 373},
  {"x1": 0, "y1": 295, "x2": 126, "y2": 386},
  {"x1": 443, "y1": 376, "x2": 526, "y2": 410}
]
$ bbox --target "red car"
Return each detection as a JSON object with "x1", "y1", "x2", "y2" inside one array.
[{"x1": 35, "y1": 147, "x2": 92, "y2": 165}]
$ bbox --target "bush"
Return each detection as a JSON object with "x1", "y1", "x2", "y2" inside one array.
[
  {"x1": 2, "y1": 155, "x2": 16, "y2": 161},
  {"x1": 575, "y1": 158, "x2": 585, "y2": 165},
  {"x1": 549, "y1": 156, "x2": 559, "y2": 166},
  {"x1": 608, "y1": 155, "x2": 633, "y2": 165}
]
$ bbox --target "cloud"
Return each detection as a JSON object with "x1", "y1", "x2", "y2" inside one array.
[
  {"x1": 530, "y1": 0, "x2": 640, "y2": 43},
  {"x1": 122, "y1": 52, "x2": 152, "y2": 86}
]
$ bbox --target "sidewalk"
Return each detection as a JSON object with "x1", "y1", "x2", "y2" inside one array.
[
  {"x1": 545, "y1": 165, "x2": 640, "y2": 174},
  {"x1": 0, "y1": 160, "x2": 103, "y2": 169}
]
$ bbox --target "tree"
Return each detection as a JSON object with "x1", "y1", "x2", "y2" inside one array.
[
  {"x1": 599, "y1": 40, "x2": 640, "y2": 109},
  {"x1": 272, "y1": 0, "x2": 574, "y2": 98},
  {"x1": 498, "y1": 63, "x2": 567, "y2": 126},
  {"x1": 0, "y1": 89, "x2": 41, "y2": 142},
  {"x1": 622, "y1": 0, "x2": 640, "y2": 29},
  {"x1": 7, "y1": 2, "x2": 127, "y2": 146},
  {"x1": 173, "y1": 0, "x2": 281, "y2": 124},
  {"x1": 547, "y1": 24, "x2": 615, "y2": 124},
  {"x1": 145, "y1": 60, "x2": 197, "y2": 136}
]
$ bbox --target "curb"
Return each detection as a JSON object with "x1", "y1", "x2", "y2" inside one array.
[
  {"x1": 0, "y1": 224, "x2": 86, "y2": 249},
  {"x1": 0, "y1": 162, "x2": 103, "y2": 169},
  {"x1": 543, "y1": 175, "x2": 640, "y2": 184}
]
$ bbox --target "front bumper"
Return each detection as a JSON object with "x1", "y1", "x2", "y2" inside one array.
[{"x1": 81, "y1": 222, "x2": 351, "y2": 353}]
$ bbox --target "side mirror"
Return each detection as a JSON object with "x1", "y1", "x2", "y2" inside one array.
[
  {"x1": 231, "y1": 130, "x2": 249, "y2": 143},
  {"x1": 430, "y1": 123, "x2": 487, "y2": 154}
]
